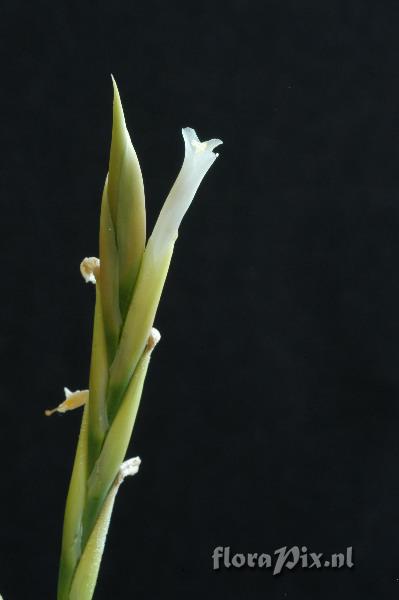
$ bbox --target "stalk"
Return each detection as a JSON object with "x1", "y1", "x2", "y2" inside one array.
[{"x1": 54, "y1": 78, "x2": 222, "y2": 600}]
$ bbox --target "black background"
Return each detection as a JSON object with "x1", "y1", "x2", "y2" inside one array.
[{"x1": 1, "y1": 1, "x2": 399, "y2": 598}]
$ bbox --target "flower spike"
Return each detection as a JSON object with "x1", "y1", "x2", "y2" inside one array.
[{"x1": 56, "y1": 79, "x2": 222, "y2": 600}]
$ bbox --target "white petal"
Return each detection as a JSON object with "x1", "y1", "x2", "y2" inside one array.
[
  {"x1": 148, "y1": 127, "x2": 222, "y2": 256},
  {"x1": 45, "y1": 388, "x2": 88, "y2": 416},
  {"x1": 182, "y1": 127, "x2": 222, "y2": 155},
  {"x1": 117, "y1": 456, "x2": 142, "y2": 484},
  {"x1": 146, "y1": 327, "x2": 161, "y2": 351},
  {"x1": 80, "y1": 257, "x2": 100, "y2": 284}
]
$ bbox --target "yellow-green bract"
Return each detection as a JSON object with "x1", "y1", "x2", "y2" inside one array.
[{"x1": 56, "y1": 78, "x2": 222, "y2": 600}]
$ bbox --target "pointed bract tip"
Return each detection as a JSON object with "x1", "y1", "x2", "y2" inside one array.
[{"x1": 111, "y1": 74, "x2": 118, "y2": 94}]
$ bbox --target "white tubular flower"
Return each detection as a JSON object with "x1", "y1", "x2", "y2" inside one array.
[
  {"x1": 108, "y1": 128, "x2": 222, "y2": 409},
  {"x1": 149, "y1": 127, "x2": 222, "y2": 256}
]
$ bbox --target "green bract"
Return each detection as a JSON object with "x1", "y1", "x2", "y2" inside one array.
[{"x1": 56, "y1": 78, "x2": 222, "y2": 600}]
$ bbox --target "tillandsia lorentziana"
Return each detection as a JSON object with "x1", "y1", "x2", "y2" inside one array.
[{"x1": 46, "y1": 78, "x2": 222, "y2": 600}]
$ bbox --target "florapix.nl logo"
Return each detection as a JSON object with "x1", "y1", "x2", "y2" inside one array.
[{"x1": 212, "y1": 546, "x2": 354, "y2": 575}]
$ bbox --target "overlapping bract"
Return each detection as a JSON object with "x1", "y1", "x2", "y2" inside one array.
[{"x1": 57, "y1": 79, "x2": 222, "y2": 600}]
